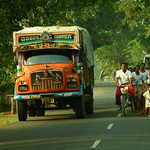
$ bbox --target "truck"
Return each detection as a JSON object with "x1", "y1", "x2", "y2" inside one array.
[
  {"x1": 13, "y1": 26, "x2": 94, "y2": 121},
  {"x1": 143, "y1": 54, "x2": 150, "y2": 69}
]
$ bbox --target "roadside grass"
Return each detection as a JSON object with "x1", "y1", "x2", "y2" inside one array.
[{"x1": 0, "y1": 113, "x2": 18, "y2": 128}]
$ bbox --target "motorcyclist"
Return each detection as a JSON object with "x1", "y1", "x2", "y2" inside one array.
[{"x1": 115, "y1": 63, "x2": 134, "y2": 110}]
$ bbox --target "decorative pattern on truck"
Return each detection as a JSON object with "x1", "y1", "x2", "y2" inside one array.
[
  {"x1": 19, "y1": 42, "x2": 75, "y2": 51},
  {"x1": 31, "y1": 70, "x2": 63, "y2": 90},
  {"x1": 18, "y1": 33, "x2": 74, "y2": 45}
]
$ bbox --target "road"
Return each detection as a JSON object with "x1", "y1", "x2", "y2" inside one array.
[{"x1": 0, "y1": 81, "x2": 150, "y2": 150}]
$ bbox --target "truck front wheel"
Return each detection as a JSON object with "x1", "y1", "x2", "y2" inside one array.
[
  {"x1": 17, "y1": 101, "x2": 27, "y2": 121},
  {"x1": 75, "y1": 96, "x2": 85, "y2": 119}
]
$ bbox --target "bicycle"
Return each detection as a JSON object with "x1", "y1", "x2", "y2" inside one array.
[{"x1": 120, "y1": 85, "x2": 129, "y2": 117}]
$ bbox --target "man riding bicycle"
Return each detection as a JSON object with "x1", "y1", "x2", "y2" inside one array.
[{"x1": 115, "y1": 63, "x2": 134, "y2": 110}]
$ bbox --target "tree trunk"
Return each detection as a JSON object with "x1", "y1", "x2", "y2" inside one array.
[{"x1": 99, "y1": 69, "x2": 105, "y2": 81}]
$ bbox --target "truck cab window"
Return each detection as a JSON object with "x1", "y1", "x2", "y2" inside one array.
[{"x1": 24, "y1": 50, "x2": 73, "y2": 65}]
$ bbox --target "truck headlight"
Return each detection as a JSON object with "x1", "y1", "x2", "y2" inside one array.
[
  {"x1": 67, "y1": 82, "x2": 77, "y2": 88},
  {"x1": 18, "y1": 85, "x2": 28, "y2": 91}
]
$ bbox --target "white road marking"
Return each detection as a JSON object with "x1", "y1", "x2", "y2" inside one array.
[
  {"x1": 107, "y1": 124, "x2": 114, "y2": 130},
  {"x1": 90, "y1": 140, "x2": 101, "y2": 148},
  {"x1": 117, "y1": 113, "x2": 122, "y2": 117}
]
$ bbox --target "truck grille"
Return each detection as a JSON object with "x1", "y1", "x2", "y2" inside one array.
[{"x1": 31, "y1": 69, "x2": 63, "y2": 90}]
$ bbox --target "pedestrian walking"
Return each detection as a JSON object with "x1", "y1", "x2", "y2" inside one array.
[
  {"x1": 147, "y1": 67, "x2": 150, "y2": 84},
  {"x1": 132, "y1": 65, "x2": 143, "y2": 114},
  {"x1": 140, "y1": 63, "x2": 148, "y2": 113},
  {"x1": 143, "y1": 84, "x2": 150, "y2": 117}
]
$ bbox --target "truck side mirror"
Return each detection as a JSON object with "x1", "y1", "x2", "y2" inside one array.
[{"x1": 76, "y1": 62, "x2": 83, "y2": 74}]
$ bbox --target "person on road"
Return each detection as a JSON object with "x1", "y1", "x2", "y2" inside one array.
[
  {"x1": 140, "y1": 63, "x2": 148, "y2": 113},
  {"x1": 132, "y1": 65, "x2": 144, "y2": 114},
  {"x1": 128, "y1": 67, "x2": 133, "y2": 73},
  {"x1": 147, "y1": 67, "x2": 150, "y2": 84},
  {"x1": 143, "y1": 84, "x2": 150, "y2": 117},
  {"x1": 115, "y1": 63, "x2": 134, "y2": 110},
  {"x1": 125, "y1": 62, "x2": 129, "y2": 70},
  {"x1": 113, "y1": 71, "x2": 116, "y2": 81}
]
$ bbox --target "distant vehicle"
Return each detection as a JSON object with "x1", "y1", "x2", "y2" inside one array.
[
  {"x1": 13, "y1": 26, "x2": 94, "y2": 121},
  {"x1": 143, "y1": 54, "x2": 150, "y2": 69}
]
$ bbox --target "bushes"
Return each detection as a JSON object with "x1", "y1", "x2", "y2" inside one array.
[
  {"x1": 0, "y1": 67, "x2": 15, "y2": 112},
  {"x1": 0, "y1": 95, "x2": 11, "y2": 112}
]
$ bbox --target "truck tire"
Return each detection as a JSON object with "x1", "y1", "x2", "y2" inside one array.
[
  {"x1": 85, "y1": 100, "x2": 94, "y2": 114},
  {"x1": 36, "y1": 104, "x2": 45, "y2": 116},
  {"x1": 75, "y1": 96, "x2": 85, "y2": 119},
  {"x1": 29, "y1": 110, "x2": 36, "y2": 117},
  {"x1": 85, "y1": 86, "x2": 94, "y2": 114},
  {"x1": 17, "y1": 101, "x2": 27, "y2": 121}
]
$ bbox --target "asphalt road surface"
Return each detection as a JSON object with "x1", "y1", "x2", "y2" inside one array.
[{"x1": 0, "y1": 81, "x2": 150, "y2": 150}]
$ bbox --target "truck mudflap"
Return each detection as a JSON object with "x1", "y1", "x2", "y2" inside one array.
[{"x1": 14, "y1": 85, "x2": 83, "y2": 101}]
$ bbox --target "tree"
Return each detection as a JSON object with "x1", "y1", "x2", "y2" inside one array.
[
  {"x1": 94, "y1": 0, "x2": 150, "y2": 80},
  {"x1": 0, "y1": 0, "x2": 98, "y2": 102}
]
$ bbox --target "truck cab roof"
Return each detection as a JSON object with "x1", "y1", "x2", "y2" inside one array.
[{"x1": 14, "y1": 26, "x2": 86, "y2": 34}]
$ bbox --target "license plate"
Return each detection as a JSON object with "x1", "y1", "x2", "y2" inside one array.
[{"x1": 42, "y1": 97, "x2": 54, "y2": 104}]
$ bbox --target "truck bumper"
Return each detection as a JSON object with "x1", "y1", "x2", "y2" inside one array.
[{"x1": 14, "y1": 86, "x2": 83, "y2": 101}]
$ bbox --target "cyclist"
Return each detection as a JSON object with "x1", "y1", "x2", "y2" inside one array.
[
  {"x1": 140, "y1": 63, "x2": 148, "y2": 113},
  {"x1": 132, "y1": 65, "x2": 144, "y2": 114},
  {"x1": 115, "y1": 63, "x2": 134, "y2": 110}
]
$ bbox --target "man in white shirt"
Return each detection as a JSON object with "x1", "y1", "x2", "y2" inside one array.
[
  {"x1": 115, "y1": 63, "x2": 134, "y2": 109},
  {"x1": 143, "y1": 85, "x2": 150, "y2": 117},
  {"x1": 132, "y1": 65, "x2": 144, "y2": 113},
  {"x1": 140, "y1": 63, "x2": 148, "y2": 90},
  {"x1": 140, "y1": 63, "x2": 148, "y2": 113},
  {"x1": 147, "y1": 67, "x2": 150, "y2": 83}
]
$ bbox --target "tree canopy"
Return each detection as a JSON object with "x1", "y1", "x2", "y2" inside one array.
[
  {"x1": 0, "y1": 0, "x2": 150, "y2": 98},
  {"x1": 94, "y1": 0, "x2": 150, "y2": 80}
]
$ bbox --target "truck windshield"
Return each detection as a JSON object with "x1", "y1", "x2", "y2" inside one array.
[{"x1": 24, "y1": 50, "x2": 73, "y2": 65}]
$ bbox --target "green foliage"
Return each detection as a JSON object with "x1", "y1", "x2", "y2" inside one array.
[
  {"x1": 94, "y1": 0, "x2": 150, "y2": 79},
  {"x1": 0, "y1": 0, "x2": 150, "y2": 98},
  {"x1": 0, "y1": 0, "x2": 98, "y2": 104}
]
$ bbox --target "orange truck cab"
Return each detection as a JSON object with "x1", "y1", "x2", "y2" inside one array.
[{"x1": 13, "y1": 26, "x2": 94, "y2": 121}]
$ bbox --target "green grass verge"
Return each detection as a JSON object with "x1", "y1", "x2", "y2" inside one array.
[{"x1": 0, "y1": 114, "x2": 18, "y2": 128}]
